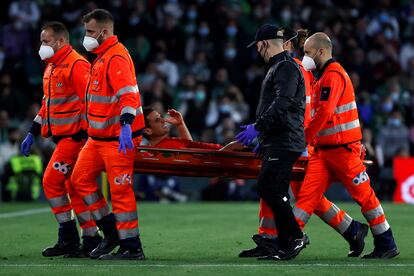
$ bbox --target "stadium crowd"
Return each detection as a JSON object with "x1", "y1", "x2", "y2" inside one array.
[{"x1": 1, "y1": 0, "x2": 414, "y2": 200}]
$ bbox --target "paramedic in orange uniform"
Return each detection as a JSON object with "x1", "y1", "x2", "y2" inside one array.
[
  {"x1": 70, "y1": 9, "x2": 145, "y2": 260},
  {"x1": 240, "y1": 28, "x2": 368, "y2": 258},
  {"x1": 293, "y1": 32, "x2": 399, "y2": 259},
  {"x1": 20, "y1": 21, "x2": 101, "y2": 257}
]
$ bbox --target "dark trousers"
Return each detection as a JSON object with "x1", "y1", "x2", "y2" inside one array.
[{"x1": 257, "y1": 148, "x2": 302, "y2": 249}]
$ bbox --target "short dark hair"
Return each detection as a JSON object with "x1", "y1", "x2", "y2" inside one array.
[
  {"x1": 143, "y1": 107, "x2": 155, "y2": 139},
  {"x1": 82, "y1": 9, "x2": 114, "y2": 25},
  {"x1": 42, "y1": 21, "x2": 69, "y2": 40},
  {"x1": 143, "y1": 107, "x2": 155, "y2": 128}
]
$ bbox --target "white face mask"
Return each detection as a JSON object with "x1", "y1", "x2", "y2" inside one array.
[
  {"x1": 38, "y1": 44, "x2": 55, "y2": 60},
  {"x1": 82, "y1": 31, "x2": 103, "y2": 52},
  {"x1": 302, "y1": 55, "x2": 317, "y2": 71}
]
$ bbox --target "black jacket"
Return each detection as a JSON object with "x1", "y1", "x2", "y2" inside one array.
[{"x1": 255, "y1": 51, "x2": 306, "y2": 153}]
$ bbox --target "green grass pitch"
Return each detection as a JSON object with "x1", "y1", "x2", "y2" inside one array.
[{"x1": 0, "y1": 202, "x2": 413, "y2": 275}]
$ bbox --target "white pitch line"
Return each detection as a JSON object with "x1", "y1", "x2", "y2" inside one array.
[
  {"x1": 0, "y1": 207, "x2": 49, "y2": 219},
  {"x1": 1, "y1": 264, "x2": 414, "y2": 268}
]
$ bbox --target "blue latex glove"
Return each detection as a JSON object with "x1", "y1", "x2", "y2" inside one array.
[
  {"x1": 21, "y1": 133, "x2": 34, "y2": 157},
  {"x1": 118, "y1": 124, "x2": 134, "y2": 154},
  {"x1": 235, "y1": 124, "x2": 259, "y2": 146}
]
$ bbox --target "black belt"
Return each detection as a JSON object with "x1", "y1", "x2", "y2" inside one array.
[
  {"x1": 90, "y1": 128, "x2": 144, "y2": 142},
  {"x1": 314, "y1": 140, "x2": 361, "y2": 152},
  {"x1": 52, "y1": 129, "x2": 88, "y2": 144}
]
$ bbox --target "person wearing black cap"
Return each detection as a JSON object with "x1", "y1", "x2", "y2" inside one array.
[{"x1": 235, "y1": 24, "x2": 308, "y2": 260}]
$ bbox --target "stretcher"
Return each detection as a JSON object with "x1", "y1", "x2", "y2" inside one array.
[
  {"x1": 134, "y1": 147, "x2": 307, "y2": 181},
  {"x1": 134, "y1": 146, "x2": 373, "y2": 181}
]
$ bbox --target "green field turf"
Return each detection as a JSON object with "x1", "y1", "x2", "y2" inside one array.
[{"x1": 0, "y1": 202, "x2": 413, "y2": 275}]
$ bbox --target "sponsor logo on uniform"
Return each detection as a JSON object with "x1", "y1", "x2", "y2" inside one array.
[
  {"x1": 93, "y1": 80, "x2": 99, "y2": 85},
  {"x1": 114, "y1": 174, "x2": 132, "y2": 185},
  {"x1": 56, "y1": 82, "x2": 63, "y2": 88},
  {"x1": 53, "y1": 161, "x2": 71, "y2": 175},
  {"x1": 352, "y1": 171, "x2": 369, "y2": 185}
]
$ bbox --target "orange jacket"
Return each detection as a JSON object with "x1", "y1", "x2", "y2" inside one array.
[
  {"x1": 294, "y1": 57, "x2": 313, "y2": 128},
  {"x1": 34, "y1": 45, "x2": 89, "y2": 138},
  {"x1": 306, "y1": 59, "x2": 361, "y2": 147},
  {"x1": 86, "y1": 36, "x2": 144, "y2": 139}
]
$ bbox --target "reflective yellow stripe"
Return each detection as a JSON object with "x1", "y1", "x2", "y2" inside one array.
[{"x1": 317, "y1": 119, "x2": 360, "y2": 137}]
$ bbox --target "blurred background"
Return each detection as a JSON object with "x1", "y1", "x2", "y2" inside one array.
[{"x1": 1, "y1": 0, "x2": 414, "y2": 203}]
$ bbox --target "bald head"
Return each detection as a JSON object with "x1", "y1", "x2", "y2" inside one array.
[
  {"x1": 303, "y1": 32, "x2": 333, "y2": 70},
  {"x1": 306, "y1": 32, "x2": 332, "y2": 53}
]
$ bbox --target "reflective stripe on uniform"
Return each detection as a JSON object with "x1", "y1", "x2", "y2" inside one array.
[
  {"x1": 121, "y1": 106, "x2": 137, "y2": 116},
  {"x1": 81, "y1": 226, "x2": 98, "y2": 237},
  {"x1": 363, "y1": 205, "x2": 385, "y2": 221},
  {"x1": 76, "y1": 211, "x2": 93, "y2": 225},
  {"x1": 306, "y1": 96, "x2": 311, "y2": 104},
  {"x1": 335, "y1": 101, "x2": 357, "y2": 114},
  {"x1": 34, "y1": 115, "x2": 42, "y2": 124},
  {"x1": 88, "y1": 116, "x2": 120, "y2": 130},
  {"x1": 87, "y1": 85, "x2": 138, "y2": 104},
  {"x1": 55, "y1": 210, "x2": 74, "y2": 223},
  {"x1": 41, "y1": 115, "x2": 82, "y2": 126},
  {"x1": 259, "y1": 217, "x2": 276, "y2": 229},
  {"x1": 259, "y1": 233, "x2": 278, "y2": 239},
  {"x1": 336, "y1": 213, "x2": 353, "y2": 234},
  {"x1": 293, "y1": 206, "x2": 310, "y2": 224},
  {"x1": 116, "y1": 85, "x2": 139, "y2": 97},
  {"x1": 47, "y1": 95, "x2": 80, "y2": 106},
  {"x1": 317, "y1": 119, "x2": 360, "y2": 137},
  {"x1": 115, "y1": 211, "x2": 138, "y2": 223},
  {"x1": 371, "y1": 220, "x2": 390, "y2": 235},
  {"x1": 90, "y1": 205, "x2": 110, "y2": 221},
  {"x1": 83, "y1": 192, "x2": 104, "y2": 206},
  {"x1": 118, "y1": 228, "x2": 139, "y2": 239},
  {"x1": 49, "y1": 195, "x2": 70, "y2": 208},
  {"x1": 321, "y1": 204, "x2": 340, "y2": 223},
  {"x1": 88, "y1": 94, "x2": 118, "y2": 104}
]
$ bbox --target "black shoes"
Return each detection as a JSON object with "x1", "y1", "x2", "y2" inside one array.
[
  {"x1": 239, "y1": 246, "x2": 270, "y2": 258},
  {"x1": 64, "y1": 235, "x2": 103, "y2": 258},
  {"x1": 42, "y1": 241, "x2": 80, "y2": 257},
  {"x1": 348, "y1": 223, "x2": 369, "y2": 257},
  {"x1": 362, "y1": 247, "x2": 400, "y2": 259},
  {"x1": 98, "y1": 247, "x2": 145, "y2": 260},
  {"x1": 259, "y1": 233, "x2": 309, "y2": 261},
  {"x1": 89, "y1": 238, "x2": 120, "y2": 259},
  {"x1": 239, "y1": 234, "x2": 278, "y2": 258}
]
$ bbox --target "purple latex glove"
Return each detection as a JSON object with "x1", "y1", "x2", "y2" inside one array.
[
  {"x1": 235, "y1": 124, "x2": 259, "y2": 146},
  {"x1": 21, "y1": 133, "x2": 34, "y2": 157},
  {"x1": 118, "y1": 124, "x2": 134, "y2": 154}
]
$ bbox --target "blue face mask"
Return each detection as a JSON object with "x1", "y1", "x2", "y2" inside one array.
[
  {"x1": 224, "y1": 48, "x2": 237, "y2": 59},
  {"x1": 198, "y1": 27, "x2": 209, "y2": 37},
  {"x1": 226, "y1": 26, "x2": 237, "y2": 37}
]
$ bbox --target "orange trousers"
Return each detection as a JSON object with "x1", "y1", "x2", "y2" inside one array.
[
  {"x1": 70, "y1": 137, "x2": 141, "y2": 240},
  {"x1": 294, "y1": 142, "x2": 389, "y2": 236},
  {"x1": 258, "y1": 181, "x2": 353, "y2": 237},
  {"x1": 43, "y1": 138, "x2": 97, "y2": 236}
]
